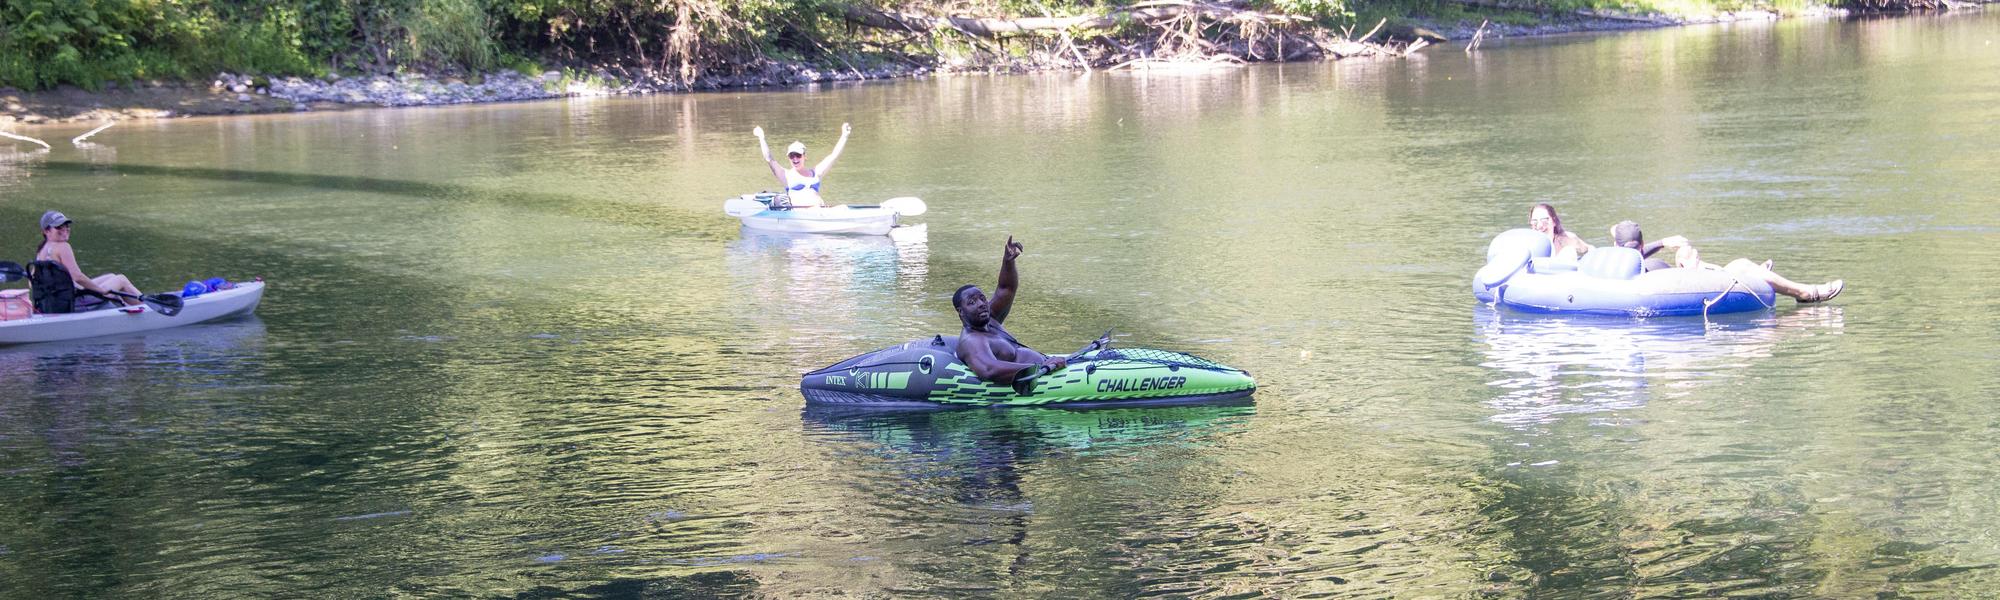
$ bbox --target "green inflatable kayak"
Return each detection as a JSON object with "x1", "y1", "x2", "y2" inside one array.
[{"x1": 800, "y1": 335, "x2": 1256, "y2": 408}]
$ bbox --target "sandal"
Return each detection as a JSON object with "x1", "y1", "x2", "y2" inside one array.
[{"x1": 1800, "y1": 280, "x2": 1844, "y2": 303}]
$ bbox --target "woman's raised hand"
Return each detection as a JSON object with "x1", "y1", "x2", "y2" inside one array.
[
  {"x1": 753, "y1": 126, "x2": 765, "y2": 139},
  {"x1": 841, "y1": 122, "x2": 852, "y2": 136}
]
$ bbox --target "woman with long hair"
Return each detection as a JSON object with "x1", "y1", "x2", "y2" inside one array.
[{"x1": 1530, "y1": 203, "x2": 1593, "y2": 260}]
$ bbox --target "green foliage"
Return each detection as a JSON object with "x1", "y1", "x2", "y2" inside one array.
[
  {"x1": 0, "y1": 0, "x2": 321, "y2": 90},
  {"x1": 342, "y1": 0, "x2": 499, "y2": 71},
  {"x1": 1253, "y1": 0, "x2": 1354, "y2": 21},
  {"x1": 0, "y1": 0, "x2": 1847, "y2": 91}
]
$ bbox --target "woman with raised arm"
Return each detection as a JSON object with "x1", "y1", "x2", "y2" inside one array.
[{"x1": 752, "y1": 123, "x2": 852, "y2": 208}]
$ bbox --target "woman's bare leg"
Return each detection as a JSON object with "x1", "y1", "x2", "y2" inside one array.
[{"x1": 94, "y1": 274, "x2": 141, "y2": 305}]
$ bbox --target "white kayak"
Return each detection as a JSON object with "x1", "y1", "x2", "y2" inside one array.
[
  {"x1": 0, "y1": 281, "x2": 265, "y2": 346},
  {"x1": 723, "y1": 193, "x2": 926, "y2": 236}
]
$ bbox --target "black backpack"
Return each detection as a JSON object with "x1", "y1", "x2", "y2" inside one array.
[{"x1": 26, "y1": 260, "x2": 78, "y2": 314}]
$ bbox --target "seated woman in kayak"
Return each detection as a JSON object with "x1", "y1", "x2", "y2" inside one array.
[
  {"x1": 1611, "y1": 220, "x2": 1844, "y2": 303},
  {"x1": 1531, "y1": 203, "x2": 1593, "y2": 260},
  {"x1": 33, "y1": 211, "x2": 142, "y2": 308},
  {"x1": 953, "y1": 236, "x2": 1068, "y2": 384},
  {"x1": 752, "y1": 123, "x2": 851, "y2": 208}
]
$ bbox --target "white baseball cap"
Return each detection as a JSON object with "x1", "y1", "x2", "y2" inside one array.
[{"x1": 786, "y1": 141, "x2": 806, "y2": 156}]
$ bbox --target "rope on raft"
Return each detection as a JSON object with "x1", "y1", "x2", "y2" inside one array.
[{"x1": 1702, "y1": 274, "x2": 1777, "y2": 327}]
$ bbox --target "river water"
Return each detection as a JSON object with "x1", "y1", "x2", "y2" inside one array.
[{"x1": 3, "y1": 12, "x2": 1998, "y2": 598}]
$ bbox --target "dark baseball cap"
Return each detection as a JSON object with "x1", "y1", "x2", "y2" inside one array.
[
  {"x1": 1611, "y1": 220, "x2": 1643, "y2": 249},
  {"x1": 39, "y1": 210, "x2": 72, "y2": 229}
]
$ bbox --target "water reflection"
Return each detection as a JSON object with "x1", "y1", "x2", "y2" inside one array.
[
  {"x1": 0, "y1": 318, "x2": 268, "y2": 468},
  {"x1": 1477, "y1": 306, "x2": 1844, "y2": 427},
  {"x1": 0, "y1": 146, "x2": 49, "y2": 190},
  {"x1": 804, "y1": 402, "x2": 1253, "y2": 457},
  {"x1": 799, "y1": 403, "x2": 1253, "y2": 589},
  {"x1": 726, "y1": 225, "x2": 930, "y2": 319}
]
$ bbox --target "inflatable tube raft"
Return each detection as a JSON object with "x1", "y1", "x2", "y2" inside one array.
[
  {"x1": 801, "y1": 336, "x2": 1256, "y2": 408},
  {"x1": 1472, "y1": 229, "x2": 1775, "y2": 317}
]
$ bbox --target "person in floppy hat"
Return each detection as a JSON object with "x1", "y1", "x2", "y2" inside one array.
[
  {"x1": 34, "y1": 210, "x2": 143, "y2": 308},
  {"x1": 751, "y1": 123, "x2": 852, "y2": 208},
  {"x1": 1611, "y1": 220, "x2": 1844, "y2": 303}
]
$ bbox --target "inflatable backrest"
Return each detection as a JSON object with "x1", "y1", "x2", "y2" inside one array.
[
  {"x1": 1579, "y1": 246, "x2": 1643, "y2": 280},
  {"x1": 1529, "y1": 257, "x2": 1577, "y2": 274}
]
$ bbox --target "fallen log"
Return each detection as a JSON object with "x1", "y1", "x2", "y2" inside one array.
[
  {"x1": 1383, "y1": 23, "x2": 1450, "y2": 43},
  {"x1": 1435, "y1": 0, "x2": 1678, "y2": 24}
]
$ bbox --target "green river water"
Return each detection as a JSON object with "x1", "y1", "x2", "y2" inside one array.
[{"x1": 3, "y1": 12, "x2": 1999, "y2": 598}]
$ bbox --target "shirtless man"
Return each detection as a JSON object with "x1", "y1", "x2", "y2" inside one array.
[
  {"x1": 952, "y1": 236, "x2": 1068, "y2": 384},
  {"x1": 1611, "y1": 220, "x2": 1844, "y2": 303}
]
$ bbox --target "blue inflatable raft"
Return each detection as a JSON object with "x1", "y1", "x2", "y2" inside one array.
[{"x1": 1472, "y1": 229, "x2": 1775, "y2": 317}]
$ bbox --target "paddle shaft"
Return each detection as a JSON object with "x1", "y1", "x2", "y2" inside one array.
[
  {"x1": 105, "y1": 290, "x2": 184, "y2": 316},
  {"x1": 1011, "y1": 330, "x2": 1115, "y2": 394}
]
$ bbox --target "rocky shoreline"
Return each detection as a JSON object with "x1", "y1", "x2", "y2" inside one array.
[
  {"x1": 0, "y1": 5, "x2": 1951, "y2": 128},
  {"x1": 0, "y1": 61, "x2": 939, "y2": 127}
]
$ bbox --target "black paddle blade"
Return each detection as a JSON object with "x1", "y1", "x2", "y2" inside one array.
[
  {"x1": 0, "y1": 261, "x2": 23, "y2": 283},
  {"x1": 143, "y1": 293, "x2": 184, "y2": 317}
]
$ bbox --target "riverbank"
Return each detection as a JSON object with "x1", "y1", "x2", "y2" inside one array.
[{"x1": 0, "y1": 5, "x2": 1974, "y2": 128}]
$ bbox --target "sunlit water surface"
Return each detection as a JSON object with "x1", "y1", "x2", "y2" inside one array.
[{"x1": 3, "y1": 12, "x2": 1998, "y2": 598}]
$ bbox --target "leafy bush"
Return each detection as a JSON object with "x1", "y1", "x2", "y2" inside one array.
[{"x1": 0, "y1": 0, "x2": 321, "y2": 89}]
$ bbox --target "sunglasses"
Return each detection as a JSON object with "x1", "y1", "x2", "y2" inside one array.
[{"x1": 788, "y1": 153, "x2": 804, "y2": 159}]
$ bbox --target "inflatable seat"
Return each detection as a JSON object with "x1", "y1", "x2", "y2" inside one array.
[
  {"x1": 1579, "y1": 247, "x2": 1642, "y2": 280},
  {"x1": 1529, "y1": 257, "x2": 1577, "y2": 274}
]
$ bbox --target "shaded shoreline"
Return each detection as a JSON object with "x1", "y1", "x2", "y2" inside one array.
[{"x1": 0, "y1": 6, "x2": 1977, "y2": 128}]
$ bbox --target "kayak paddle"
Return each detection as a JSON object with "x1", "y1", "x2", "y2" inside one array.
[
  {"x1": 723, "y1": 196, "x2": 769, "y2": 217},
  {"x1": 106, "y1": 290, "x2": 184, "y2": 317},
  {"x1": 1011, "y1": 329, "x2": 1115, "y2": 395},
  {"x1": 881, "y1": 197, "x2": 926, "y2": 216}
]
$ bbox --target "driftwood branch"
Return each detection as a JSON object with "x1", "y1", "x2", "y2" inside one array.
[
  {"x1": 1, "y1": 130, "x2": 51, "y2": 150},
  {"x1": 1357, "y1": 18, "x2": 1387, "y2": 43},
  {"x1": 72, "y1": 121, "x2": 115, "y2": 145}
]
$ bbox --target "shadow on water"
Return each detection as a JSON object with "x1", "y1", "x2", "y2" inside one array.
[{"x1": 35, "y1": 161, "x2": 732, "y2": 240}]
